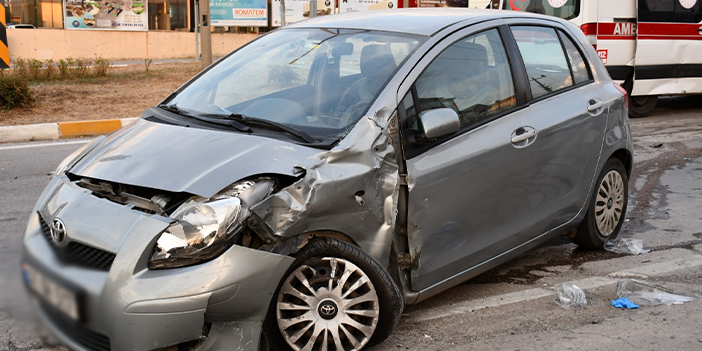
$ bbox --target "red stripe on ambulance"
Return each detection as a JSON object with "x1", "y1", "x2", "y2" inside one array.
[
  {"x1": 596, "y1": 22, "x2": 636, "y2": 40},
  {"x1": 637, "y1": 23, "x2": 702, "y2": 40}
]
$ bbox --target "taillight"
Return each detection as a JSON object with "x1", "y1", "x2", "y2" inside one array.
[
  {"x1": 581, "y1": 23, "x2": 598, "y2": 49},
  {"x1": 614, "y1": 83, "x2": 629, "y2": 107}
]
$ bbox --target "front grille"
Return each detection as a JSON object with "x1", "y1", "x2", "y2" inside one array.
[
  {"x1": 41, "y1": 302, "x2": 111, "y2": 351},
  {"x1": 39, "y1": 215, "x2": 116, "y2": 271}
]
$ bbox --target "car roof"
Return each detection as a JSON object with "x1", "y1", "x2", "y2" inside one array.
[{"x1": 285, "y1": 8, "x2": 552, "y2": 36}]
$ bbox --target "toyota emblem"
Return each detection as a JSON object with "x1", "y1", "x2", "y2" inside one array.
[
  {"x1": 50, "y1": 218, "x2": 67, "y2": 246},
  {"x1": 318, "y1": 300, "x2": 338, "y2": 320}
]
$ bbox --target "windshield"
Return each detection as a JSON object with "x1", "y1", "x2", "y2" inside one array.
[
  {"x1": 502, "y1": 0, "x2": 580, "y2": 20},
  {"x1": 166, "y1": 28, "x2": 424, "y2": 141}
]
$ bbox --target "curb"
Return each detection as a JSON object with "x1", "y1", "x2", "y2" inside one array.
[{"x1": 0, "y1": 118, "x2": 138, "y2": 143}]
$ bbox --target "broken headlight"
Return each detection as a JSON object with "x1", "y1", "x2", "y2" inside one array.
[{"x1": 149, "y1": 179, "x2": 274, "y2": 270}]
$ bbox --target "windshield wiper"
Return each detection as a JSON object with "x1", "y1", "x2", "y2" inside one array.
[
  {"x1": 223, "y1": 113, "x2": 317, "y2": 144},
  {"x1": 158, "y1": 104, "x2": 251, "y2": 132}
]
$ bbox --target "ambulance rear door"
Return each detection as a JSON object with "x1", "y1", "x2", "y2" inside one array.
[
  {"x1": 634, "y1": 0, "x2": 702, "y2": 96},
  {"x1": 594, "y1": 0, "x2": 637, "y2": 85}
]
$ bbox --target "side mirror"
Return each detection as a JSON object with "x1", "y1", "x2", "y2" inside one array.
[{"x1": 418, "y1": 108, "x2": 460, "y2": 139}]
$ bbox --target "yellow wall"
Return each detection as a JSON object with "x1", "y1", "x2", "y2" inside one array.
[{"x1": 7, "y1": 29, "x2": 259, "y2": 61}]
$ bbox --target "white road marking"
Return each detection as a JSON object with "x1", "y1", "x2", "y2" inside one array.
[
  {"x1": 608, "y1": 257, "x2": 702, "y2": 278},
  {"x1": 0, "y1": 140, "x2": 91, "y2": 151},
  {"x1": 412, "y1": 254, "x2": 702, "y2": 322}
]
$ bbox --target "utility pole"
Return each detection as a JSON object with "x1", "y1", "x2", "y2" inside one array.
[
  {"x1": 199, "y1": 0, "x2": 212, "y2": 68},
  {"x1": 280, "y1": 0, "x2": 286, "y2": 26},
  {"x1": 194, "y1": 0, "x2": 200, "y2": 61},
  {"x1": 309, "y1": 0, "x2": 316, "y2": 18}
]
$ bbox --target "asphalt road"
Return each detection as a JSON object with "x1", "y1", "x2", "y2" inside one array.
[{"x1": 1, "y1": 97, "x2": 701, "y2": 350}]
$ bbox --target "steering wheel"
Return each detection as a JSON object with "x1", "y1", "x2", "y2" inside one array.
[{"x1": 329, "y1": 77, "x2": 373, "y2": 127}]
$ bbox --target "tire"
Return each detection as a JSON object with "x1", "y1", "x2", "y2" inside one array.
[
  {"x1": 263, "y1": 237, "x2": 403, "y2": 351},
  {"x1": 573, "y1": 158, "x2": 629, "y2": 249},
  {"x1": 628, "y1": 95, "x2": 657, "y2": 118}
]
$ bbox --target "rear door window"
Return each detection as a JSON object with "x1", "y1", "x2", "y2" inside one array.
[
  {"x1": 639, "y1": 0, "x2": 702, "y2": 23},
  {"x1": 558, "y1": 31, "x2": 591, "y2": 84},
  {"x1": 511, "y1": 26, "x2": 574, "y2": 99},
  {"x1": 502, "y1": 0, "x2": 581, "y2": 20}
]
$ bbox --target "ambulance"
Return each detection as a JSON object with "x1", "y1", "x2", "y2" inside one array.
[{"x1": 497, "y1": 0, "x2": 702, "y2": 117}]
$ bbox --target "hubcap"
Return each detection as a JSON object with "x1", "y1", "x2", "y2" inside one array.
[
  {"x1": 277, "y1": 257, "x2": 379, "y2": 351},
  {"x1": 318, "y1": 300, "x2": 338, "y2": 320},
  {"x1": 595, "y1": 170, "x2": 625, "y2": 237}
]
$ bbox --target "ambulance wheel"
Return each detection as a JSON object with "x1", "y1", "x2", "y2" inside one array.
[{"x1": 628, "y1": 95, "x2": 657, "y2": 118}]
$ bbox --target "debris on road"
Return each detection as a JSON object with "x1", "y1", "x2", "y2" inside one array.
[
  {"x1": 605, "y1": 238, "x2": 650, "y2": 255},
  {"x1": 617, "y1": 279, "x2": 695, "y2": 306},
  {"x1": 649, "y1": 143, "x2": 663, "y2": 148},
  {"x1": 611, "y1": 297, "x2": 639, "y2": 309},
  {"x1": 555, "y1": 283, "x2": 587, "y2": 309}
]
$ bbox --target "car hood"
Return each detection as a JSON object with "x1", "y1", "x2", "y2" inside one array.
[{"x1": 70, "y1": 118, "x2": 319, "y2": 197}]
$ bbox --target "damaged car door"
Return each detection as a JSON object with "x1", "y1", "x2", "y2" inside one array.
[{"x1": 399, "y1": 25, "x2": 542, "y2": 292}]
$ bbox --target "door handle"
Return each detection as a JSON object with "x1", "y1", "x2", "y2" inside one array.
[
  {"x1": 511, "y1": 128, "x2": 537, "y2": 144},
  {"x1": 588, "y1": 99, "x2": 604, "y2": 112}
]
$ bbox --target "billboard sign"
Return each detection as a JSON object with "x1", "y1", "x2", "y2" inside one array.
[
  {"x1": 272, "y1": 0, "x2": 335, "y2": 27},
  {"x1": 211, "y1": 0, "x2": 268, "y2": 27},
  {"x1": 417, "y1": 0, "x2": 468, "y2": 7},
  {"x1": 339, "y1": 0, "x2": 397, "y2": 13},
  {"x1": 64, "y1": 0, "x2": 148, "y2": 30}
]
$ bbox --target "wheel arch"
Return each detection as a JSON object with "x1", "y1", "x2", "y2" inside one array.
[
  {"x1": 301, "y1": 230, "x2": 361, "y2": 250},
  {"x1": 610, "y1": 148, "x2": 633, "y2": 178}
]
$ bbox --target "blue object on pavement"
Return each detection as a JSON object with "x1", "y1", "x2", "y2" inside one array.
[{"x1": 611, "y1": 297, "x2": 639, "y2": 309}]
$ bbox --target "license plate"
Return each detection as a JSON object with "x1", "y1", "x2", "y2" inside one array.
[{"x1": 22, "y1": 263, "x2": 79, "y2": 321}]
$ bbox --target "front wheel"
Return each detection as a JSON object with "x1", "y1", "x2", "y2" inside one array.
[
  {"x1": 263, "y1": 238, "x2": 403, "y2": 351},
  {"x1": 629, "y1": 95, "x2": 658, "y2": 118},
  {"x1": 573, "y1": 158, "x2": 629, "y2": 249}
]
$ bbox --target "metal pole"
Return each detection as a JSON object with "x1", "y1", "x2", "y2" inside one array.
[
  {"x1": 309, "y1": 0, "x2": 316, "y2": 18},
  {"x1": 199, "y1": 0, "x2": 212, "y2": 68},
  {"x1": 194, "y1": 0, "x2": 200, "y2": 61},
  {"x1": 280, "y1": 0, "x2": 286, "y2": 26}
]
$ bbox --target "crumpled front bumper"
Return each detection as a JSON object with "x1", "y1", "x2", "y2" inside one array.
[{"x1": 22, "y1": 176, "x2": 294, "y2": 351}]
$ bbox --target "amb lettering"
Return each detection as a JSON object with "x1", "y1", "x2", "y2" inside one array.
[{"x1": 613, "y1": 23, "x2": 636, "y2": 36}]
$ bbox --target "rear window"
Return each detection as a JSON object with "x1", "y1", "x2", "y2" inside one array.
[
  {"x1": 639, "y1": 0, "x2": 702, "y2": 23},
  {"x1": 502, "y1": 0, "x2": 581, "y2": 20}
]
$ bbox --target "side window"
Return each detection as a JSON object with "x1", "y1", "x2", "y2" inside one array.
[
  {"x1": 401, "y1": 92, "x2": 419, "y2": 132},
  {"x1": 412, "y1": 28, "x2": 517, "y2": 130},
  {"x1": 511, "y1": 26, "x2": 573, "y2": 99},
  {"x1": 502, "y1": 0, "x2": 581, "y2": 20},
  {"x1": 639, "y1": 0, "x2": 702, "y2": 23},
  {"x1": 558, "y1": 31, "x2": 591, "y2": 84}
]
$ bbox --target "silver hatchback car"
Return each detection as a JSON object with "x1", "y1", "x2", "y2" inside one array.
[{"x1": 22, "y1": 8, "x2": 632, "y2": 351}]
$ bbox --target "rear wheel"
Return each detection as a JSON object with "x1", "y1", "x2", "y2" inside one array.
[
  {"x1": 628, "y1": 95, "x2": 657, "y2": 118},
  {"x1": 573, "y1": 158, "x2": 628, "y2": 249},
  {"x1": 264, "y1": 238, "x2": 403, "y2": 351}
]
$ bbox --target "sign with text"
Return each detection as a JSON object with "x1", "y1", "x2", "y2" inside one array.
[
  {"x1": 211, "y1": 0, "x2": 268, "y2": 27},
  {"x1": 339, "y1": 0, "x2": 397, "y2": 13},
  {"x1": 272, "y1": 0, "x2": 335, "y2": 27},
  {"x1": 417, "y1": 0, "x2": 467, "y2": 7},
  {"x1": 64, "y1": 0, "x2": 148, "y2": 31}
]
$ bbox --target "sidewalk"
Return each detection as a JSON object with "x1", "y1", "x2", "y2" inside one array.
[
  {"x1": 0, "y1": 118, "x2": 138, "y2": 143},
  {"x1": 1, "y1": 58, "x2": 204, "y2": 144}
]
